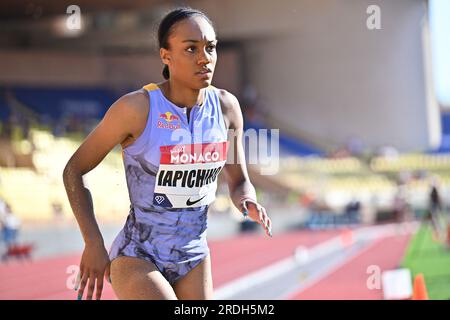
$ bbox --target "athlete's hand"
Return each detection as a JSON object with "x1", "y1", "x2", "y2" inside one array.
[
  {"x1": 241, "y1": 199, "x2": 273, "y2": 237},
  {"x1": 75, "y1": 241, "x2": 111, "y2": 300}
]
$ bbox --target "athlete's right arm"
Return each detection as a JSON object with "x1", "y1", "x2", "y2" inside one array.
[{"x1": 62, "y1": 90, "x2": 149, "y2": 300}]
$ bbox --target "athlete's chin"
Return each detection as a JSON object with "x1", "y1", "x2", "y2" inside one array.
[
  {"x1": 193, "y1": 78, "x2": 213, "y2": 89},
  {"x1": 200, "y1": 78, "x2": 212, "y2": 87}
]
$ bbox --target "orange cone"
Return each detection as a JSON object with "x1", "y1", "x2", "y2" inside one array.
[
  {"x1": 447, "y1": 225, "x2": 450, "y2": 247},
  {"x1": 412, "y1": 273, "x2": 429, "y2": 300}
]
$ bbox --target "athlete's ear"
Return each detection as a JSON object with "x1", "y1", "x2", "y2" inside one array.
[{"x1": 160, "y1": 48, "x2": 171, "y2": 66}]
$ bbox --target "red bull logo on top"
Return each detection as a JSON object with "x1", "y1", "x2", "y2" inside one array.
[{"x1": 157, "y1": 111, "x2": 181, "y2": 130}]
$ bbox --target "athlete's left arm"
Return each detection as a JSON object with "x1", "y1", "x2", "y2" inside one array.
[{"x1": 219, "y1": 90, "x2": 272, "y2": 237}]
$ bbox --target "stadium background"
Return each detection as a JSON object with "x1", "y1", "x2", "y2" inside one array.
[{"x1": 0, "y1": 0, "x2": 449, "y2": 300}]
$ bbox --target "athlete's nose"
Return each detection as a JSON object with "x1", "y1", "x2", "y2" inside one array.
[{"x1": 197, "y1": 48, "x2": 211, "y2": 65}]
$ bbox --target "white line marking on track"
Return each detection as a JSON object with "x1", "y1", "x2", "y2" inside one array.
[{"x1": 213, "y1": 222, "x2": 419, "y2": 300}]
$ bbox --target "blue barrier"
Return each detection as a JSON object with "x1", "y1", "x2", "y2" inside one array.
[{"x1": 12, "y1": 86, "x2": 119, "y2": 121}]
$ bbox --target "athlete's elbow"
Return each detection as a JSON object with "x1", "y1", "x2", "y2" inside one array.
[
  {"x1": 62, "y1": 160, "x2": 80, "y2": 188},
  {"x1": 62, "y1": 162, "x2": 71, "y2": 187}
]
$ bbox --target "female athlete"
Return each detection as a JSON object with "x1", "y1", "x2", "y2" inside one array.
[{"x1": 63, "y1": 7, "x2": 272, "y2": 300}]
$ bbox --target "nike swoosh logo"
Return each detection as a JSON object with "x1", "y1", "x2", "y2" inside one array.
[{"x1": 186, "y1": 195, "x2": 207, "y2": 206}]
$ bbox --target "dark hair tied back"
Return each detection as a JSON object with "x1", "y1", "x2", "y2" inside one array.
[{"x1": 157, "y1": 7, "x2": 214, "y2": 80}]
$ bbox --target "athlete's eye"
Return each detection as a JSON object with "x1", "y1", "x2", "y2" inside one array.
[
  {"x1": 186, "y1": 46, "x2": 196, "y2": 53},
  {"x1": 206, "y1": 45, "x2": 216, "y2": 53}
]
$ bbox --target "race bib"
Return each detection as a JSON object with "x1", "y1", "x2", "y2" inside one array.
[{"x1": 153, "y1": 141, "x2": 228, "y2": 208}]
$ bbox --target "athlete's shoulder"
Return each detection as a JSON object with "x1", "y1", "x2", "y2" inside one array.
[
  {"x1": 111, "y1": 88, "x2": 149, "y2": 119},
  {"x1": 214, "y1": 87, "x2": 240, "y2": 111},
  {"x1": 214, "y1": 87, "x2": 242, "y2": 129},
  {"x1": 119, "y1": 88, "x2": 149, "y2": 108}
]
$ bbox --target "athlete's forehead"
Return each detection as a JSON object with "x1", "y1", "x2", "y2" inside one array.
[{"x1": 170, "y1": 16, "x2": 217, "y2": 44}]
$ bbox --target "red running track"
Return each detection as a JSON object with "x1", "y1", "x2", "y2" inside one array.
[
  {"x1": 0, "y1": 229, "x2": 340, "y2": 300},
  {"x1": 286, "y1": 234, "x2": 412, "y2": 300}
]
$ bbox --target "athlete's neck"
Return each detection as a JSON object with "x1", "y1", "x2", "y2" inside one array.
[{"x1": 160, "y1": 80, "x2": 205, "y2": 109}]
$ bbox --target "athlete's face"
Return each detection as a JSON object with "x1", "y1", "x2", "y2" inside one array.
[{"x1": 160, "y1": 16, "x2": 217, "y2": 89}]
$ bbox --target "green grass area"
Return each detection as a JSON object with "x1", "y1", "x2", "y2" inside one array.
[{"x1": 401, "y1": 222, "x2": 450, "y2": 300}]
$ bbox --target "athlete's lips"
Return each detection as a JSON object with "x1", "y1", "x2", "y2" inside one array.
[{"x1": 196, "y1": 68, "x2": 212, "y2": 75}]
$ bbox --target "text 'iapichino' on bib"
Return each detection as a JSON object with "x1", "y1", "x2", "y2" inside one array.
[{"x1": 153, "y1": 141, "x2": 228, "y2": 208}]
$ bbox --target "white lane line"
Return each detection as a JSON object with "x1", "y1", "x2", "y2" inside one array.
[
  {"x1": 213, "y1": 255, "x2": 298, "y2": 300},
  {"x1": 281, "y1": 222, "x2": 420, "y2": 299},
  {"x1": 213, "y1": 222, "x2": 419, "y2": 300},
  {"x1": 280, "y1": 237, "x2": 384, "y2": 300}
]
